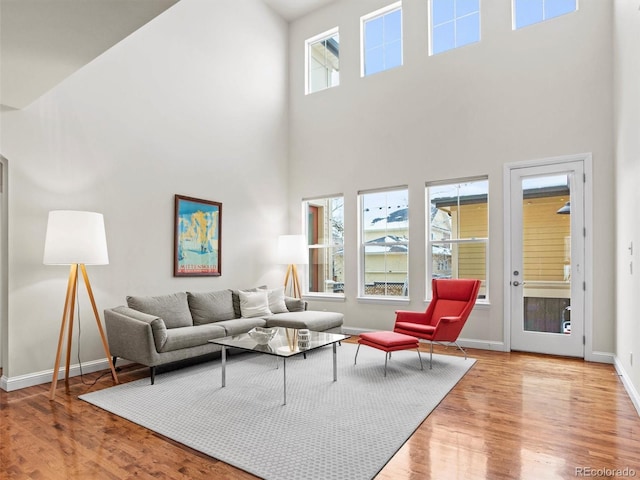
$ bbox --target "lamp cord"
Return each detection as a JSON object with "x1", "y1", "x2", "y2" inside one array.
[{"x1": 74, "y1": 268, "x2": 110, "y2": 389}]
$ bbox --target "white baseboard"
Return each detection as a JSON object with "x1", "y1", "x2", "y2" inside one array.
[
  {"x1": 458, "y1": 338, "x2": 508, "y2": 352},
  {"x1": 343, "y1": 328, "x2": 620, "y2": 363},
  {"x1": 342, "y1": 327, "x2": 507, "y2": 352},
  {"x1": 0, "y1": 358, "x2": 129, "y2": 392},
  {"x1": 586, "y1": 350, "x2": 615, "y2": 364},
  {"x1": 614, "y1": 356, "x2": 640, "y2": 418}
]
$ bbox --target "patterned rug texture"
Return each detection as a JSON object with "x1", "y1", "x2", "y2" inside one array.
[{"x1": 80, "y1": 342, "x2": 475, "y2": 480}]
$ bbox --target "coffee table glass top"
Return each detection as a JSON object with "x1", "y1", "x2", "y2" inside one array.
[{"x1": 210, "y1": 328, "x2": 349, "y2": 358}]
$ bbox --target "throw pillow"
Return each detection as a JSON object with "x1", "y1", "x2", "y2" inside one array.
[
  {"x1": 187, "y1": 289, "x2": 236, "y2": 325},
  {"x1": 231, "y1": 285, "x2": 268, "y2": 317},
  {"x1": 126, "y1": 292, "x2": 192, "y2": 329},
  {"x1": 284, "y1": 297, "x2": 306, "y2": 312},
  {"x1": 265, "y1": 286, "x2": 288, "y2": 314},
  {"x1": 239, "y1": 290, "x2": 272, "y2": 318}
]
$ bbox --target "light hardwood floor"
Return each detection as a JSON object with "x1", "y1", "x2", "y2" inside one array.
[{"x1": 2, "y1": 340, "x2": 639, "y2": 479}]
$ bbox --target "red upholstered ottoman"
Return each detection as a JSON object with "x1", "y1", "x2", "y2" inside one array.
[{"x1": 354, "y1": 331, "x2": 423, "y2": 376}]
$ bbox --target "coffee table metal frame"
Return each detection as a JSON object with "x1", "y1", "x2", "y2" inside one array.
[{"x1": 210, "y1": 328, "x2": 349, "y2": 405}]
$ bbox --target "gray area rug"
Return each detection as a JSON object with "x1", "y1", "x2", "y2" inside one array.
[{"x1": 80, "y1": 342, "x2": 475, "y2": 480}]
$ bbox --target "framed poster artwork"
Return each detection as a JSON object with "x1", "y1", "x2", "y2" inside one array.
[{"x1": 174, "y1": 195, "x2": 222, "y2": 276}]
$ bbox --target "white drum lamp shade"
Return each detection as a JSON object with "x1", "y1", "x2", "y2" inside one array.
[
  {"x1": 277, "y1": 234, "x2": 307, "y2": 299},
  {"x1": 277, "y1": 234, "x2": 308, "y2": 265},
  {"x1": 43, "y1": 210, "x2": 109, "y2": 265}
]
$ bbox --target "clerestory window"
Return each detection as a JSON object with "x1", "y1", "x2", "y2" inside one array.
[
  {"x1": 430, "y1": 0, "x2": 481, "y2": 55},
  {"x1": 513, "y1": 0, "x2": 577, "y2": 29},
  {"x1": 306, "y1": 28, "x2": 340, "y2": 94},
  {"x1": 361, "y1": 2, "x2": 403, "y2": 77}
]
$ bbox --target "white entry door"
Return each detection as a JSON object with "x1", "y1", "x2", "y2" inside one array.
[{"x1": 508, "y1": 160, "x2": 585, "y2": 357}]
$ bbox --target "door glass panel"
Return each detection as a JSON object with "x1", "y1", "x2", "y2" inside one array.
[{"x1": 521, "y1": 174, "x2": 571, "y2": 334}]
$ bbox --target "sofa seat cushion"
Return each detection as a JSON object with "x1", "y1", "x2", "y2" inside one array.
[
  {"x1": 187, "y1": 289, "x2": 236, "y2": 325},
  {"x1": 214, "y1": 317, "x2": 267, "y2": 336},
  {"x1": 159, "y1": 324, "x2": 227, "y2": 353},
  {"x1": 265, "y1": 311, "x2": 343, "y2": 332},
  {"x1": 127, "y1": 292, "x2": 193, "y2": 329}
]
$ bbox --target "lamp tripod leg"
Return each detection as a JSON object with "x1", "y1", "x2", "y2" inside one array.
[
  {"x1": 64, "y1": 267, "x2": 78, "y2": 392},
  {"x1": 291, "y1": 264, "x2": 301, "y2": 299},
  {"x1": 49, "y1": 264, "x2": 119, "y2": 401},
  {"x1": 283, "y1": 264, "x2": 293, "y2": 296},
  {"x1": 80, "y1": 264, "x2": 119, "y2": 385},
  {"x1": 49, "y1": 264, "x2": 78, "y2": 401}
]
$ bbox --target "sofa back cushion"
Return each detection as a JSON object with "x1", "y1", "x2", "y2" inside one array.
[
  {"x1": 187, "y1": 289, "x2": 236, "y2": 325},
  {"x1": 126, "y1": 292, "x2": 193, "y2": 329}
]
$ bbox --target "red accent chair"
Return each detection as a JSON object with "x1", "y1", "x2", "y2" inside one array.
[{"x1": 394, "y1": 278, "x2": 481, "y2": 368}]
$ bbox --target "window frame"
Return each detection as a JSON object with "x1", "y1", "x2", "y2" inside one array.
[
  {"x1": 305, "y1": 27, "x2": 340, "y2": 95},
  {"x1": 360, "y1": 1, "x2": 403, "y2": 78},
  {"x1": 303, "y1": 194, "x2": 345, "y2": 298},
  {"x1": 429, "y1": 0, "x2": 481, "y2": 56},
  {"x1": 426, "y1": 176, "x2": 489, "y2": 303},
  {"x1": 358, "y1": 186, "x2": 410, "y2": 301}
]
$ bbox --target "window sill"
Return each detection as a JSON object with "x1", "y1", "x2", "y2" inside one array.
[
  {"x1": 302, "y1": 294, "x2": 345, "y2": 303},
  {"x1": 357, "y1": 296, "x2": 410, "y2": 306}
]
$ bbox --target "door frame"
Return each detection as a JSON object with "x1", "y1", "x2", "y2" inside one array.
[
  {"x1": 0, "y1": 156, "x2": 6, "y2": 373},
  {"x1": 503, "y1": 153, "x2": 593, "y2": 358}
]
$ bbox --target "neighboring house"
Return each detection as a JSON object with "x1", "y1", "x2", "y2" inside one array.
[{"x1": 362, "y1": 208, "x2": 408, "y2": 295}]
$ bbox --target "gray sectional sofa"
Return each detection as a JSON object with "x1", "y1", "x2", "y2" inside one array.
[{"x1": 104, "y1": 287, "x2": 343, "y2": 383}]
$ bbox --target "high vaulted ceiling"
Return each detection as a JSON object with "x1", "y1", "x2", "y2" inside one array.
[
  {"x1": 0, "y1": 0, "x2": 181, "y2": 110},
  {"x1": 262, "y1": 0, "x2": 338, "y2": 21},
  {"x1": 0, "y1": 0, "x2": 339, "y2": 110}
]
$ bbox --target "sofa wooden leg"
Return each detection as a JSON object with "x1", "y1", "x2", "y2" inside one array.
[{"x1": 150, "y1": 366, "x2": 156, "y2": 385}]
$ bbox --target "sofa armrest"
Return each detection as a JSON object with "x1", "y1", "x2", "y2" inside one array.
[{"x1": 104, "y1": 306, "x2": 167, "y2": 366}]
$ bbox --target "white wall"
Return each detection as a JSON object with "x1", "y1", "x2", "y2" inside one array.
[
  {"x1": 0, "y1": 0, "x2": 289, "y2": 383},
  {"x1": 289, "y1": 0, "x2": 615, "y2": 354},
  {"x1": 614, "y1": 0, "x2": 640, "y2": 409}
]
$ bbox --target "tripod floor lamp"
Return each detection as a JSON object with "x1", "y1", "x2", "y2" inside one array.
[
  {"x1": 43, "y1": 210, "x2": 118, "y2": 400},
  {"x1": 277, "y1": 234, "x2": 308, "y2": 299}
]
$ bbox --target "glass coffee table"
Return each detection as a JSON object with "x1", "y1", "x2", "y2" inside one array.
[{"x1": 210, "y1": 328, "x2": 349, "y2": 405}]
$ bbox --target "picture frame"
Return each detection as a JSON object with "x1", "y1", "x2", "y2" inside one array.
[{"x1": 174, "y1": 195, "x2": 222, "y2": 276}]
